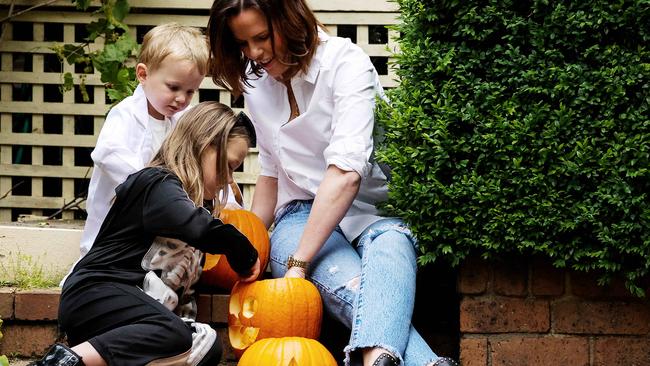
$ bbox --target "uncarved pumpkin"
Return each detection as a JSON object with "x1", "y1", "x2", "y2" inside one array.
[
  {"x1": 229, "y1": 278, "x2": 323, "y2": 355},
  {"x1": 238, "y1": 337, "x2": 337, "y2": 366},
  {"x1": 201, "y1": 209, "x2": 270, "y2": 290}
]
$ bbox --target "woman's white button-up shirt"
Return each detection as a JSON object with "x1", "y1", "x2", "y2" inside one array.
[{"x1": 245, "y1": 30, "x2": 390, "y2": 241}]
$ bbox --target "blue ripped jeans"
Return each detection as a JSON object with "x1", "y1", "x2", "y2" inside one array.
[{"x1": 269, "y1": 200, "x2": 439, "y2": 366}]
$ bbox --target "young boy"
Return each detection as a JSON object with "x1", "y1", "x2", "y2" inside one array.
[{"x1": 80, "y1": 23, "x2": 208, "y2": 258}]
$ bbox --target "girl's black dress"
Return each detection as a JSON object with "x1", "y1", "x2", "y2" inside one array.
[{"x1": 59, "y1": 167, "x2": 258, "y2": 365}]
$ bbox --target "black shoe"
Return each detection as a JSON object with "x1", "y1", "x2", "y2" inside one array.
[
  {"x1": 28, "y1": 344, "x2": 84, "y2": 366},
  {"x1": 372, "y1": 352, "x2": 399, "y2": 366},
  {"x1": 431, "y1": 357, "x2": 459, "y2": 366}
]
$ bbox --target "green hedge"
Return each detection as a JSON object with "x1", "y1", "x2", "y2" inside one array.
[{"x1": 377, "y1": 0, "x2": 650, "y2": 295}]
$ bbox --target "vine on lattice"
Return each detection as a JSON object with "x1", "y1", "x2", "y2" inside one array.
[{"x1": 52, "y1": 0, "x2": 138, "y2": 105}]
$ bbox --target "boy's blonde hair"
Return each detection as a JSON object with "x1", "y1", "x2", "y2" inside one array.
[
  {"x1": 139, "y1": 23, "x2": 209, "y2": 75},
  {"x1": 149, "y1": 102, "x2": 252, "y2": 214}
]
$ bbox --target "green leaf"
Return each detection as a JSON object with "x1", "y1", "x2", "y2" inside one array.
[
  {"x1": 86, "y1": 19, "x2": 109, "y2": 41},
  {"x1": 116, "y1": 67, "x2": 132, "y2": 84},
  {"x1": 62, "y1": 72, "x2": 74, "y2": 92},
  {"x1": 114, "y1": 34, "x2": 137, "y2": 56},
  {"x1": 79, "y1": 80, "x2": 89, "y2": 103},
  {"x1": 60, "y1": 44, "x2": 89, "y2": 65},
  {"x1": 73, "y1": 0, "x2": 91, "y2": 10},
  {"x1": 113, "y1": 0, "x2": 130, "y2": 22}
]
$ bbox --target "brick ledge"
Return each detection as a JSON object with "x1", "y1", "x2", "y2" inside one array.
[{"x1": 0, "y1": 287, "x2": 230, "y2": 323}]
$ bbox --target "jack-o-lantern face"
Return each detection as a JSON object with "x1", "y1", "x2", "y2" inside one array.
[
  {"x1": 201, "y1": 209, "x2": 270, "y2": 290},
  {"x1": 228, "y1": 278, "x2": 323, "y2": 355},
  {"x1": 238, "y1": 337, "x2": 337, "y2": 366}
]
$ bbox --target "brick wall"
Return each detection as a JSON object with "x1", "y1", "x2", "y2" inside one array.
[
  {"x1": 4, "y1": 256, "x2": 650, "y2": 365},
  {"x1": 458, "y1": 256, "x2": 650, "y2": 366},
  {"x1": 0, "y1": 289, "x2": 237, "y2": 360},
  {"x1": 0, "y1": 263, "x2": 460, "y2": 363}
]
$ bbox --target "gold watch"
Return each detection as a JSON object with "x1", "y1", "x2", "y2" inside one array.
[{"x1": 287, "y1": 255, "x2": 310, "y2": 270}]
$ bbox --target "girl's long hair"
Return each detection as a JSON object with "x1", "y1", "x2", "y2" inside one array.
[
  {"x1": 149, "y1": 101, "x2": 251, "y2": 214},
  {"x1": 207, "y1": 0, "x2": 322, "y2": 96}
]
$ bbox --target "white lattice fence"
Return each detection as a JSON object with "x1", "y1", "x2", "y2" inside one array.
[{"x1": 0, "y1": 0, "x2": 399, "y2": 221}]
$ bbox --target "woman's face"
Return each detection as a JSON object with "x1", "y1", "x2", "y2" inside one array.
[
  {"x1": 228, "y1": 8, "x2": 288, "y2": 80},
  {"x1": 201, "y1": 136, "x2": 249, "y2": 200}
]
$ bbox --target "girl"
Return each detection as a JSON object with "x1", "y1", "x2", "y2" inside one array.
[
  {"x1": 31, "y1": 102, "x2": 261, "y2": 366},
  {"x1": 207, "y1": 1, "x2": 457, "y2": 366}
]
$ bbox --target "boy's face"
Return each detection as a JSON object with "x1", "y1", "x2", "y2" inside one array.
[{"x1": 136, "y1": 56, "x2": 204, "y2": 119}]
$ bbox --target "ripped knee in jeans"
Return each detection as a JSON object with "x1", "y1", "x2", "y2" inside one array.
[{"x1": 344, "y1": 275, "x2": 361, "y2": 291}]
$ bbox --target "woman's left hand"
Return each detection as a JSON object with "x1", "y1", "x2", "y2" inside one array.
[{"x1": 284, "y1": 266, "x2": 306, "y2": 279}]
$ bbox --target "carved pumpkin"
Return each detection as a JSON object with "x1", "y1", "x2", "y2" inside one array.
[
  {"x1": 229, "y1": 278, "x2": 323, "y2": 355},
  {"x1": 201, "y1": 209, "x2": 270, "y2": 290},
  {"x1": 238, "y1": 337, "x2": 337, "y2": 366}
]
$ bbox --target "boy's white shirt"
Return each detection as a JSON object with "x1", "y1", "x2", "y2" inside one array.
[
  {"x1": 77, "y1": 85, "x2": 241, "y2": 259},
  {"x1": 148, "y1": 114, "x2": 173, "y2": 154},
  {"x1": 78, "y1": 84, "x2": 187, "y2": 258}
]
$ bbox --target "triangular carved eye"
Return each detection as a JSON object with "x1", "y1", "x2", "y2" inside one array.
[{"x1": 242, "y1": 295, "x2": 258, "y2": 319}]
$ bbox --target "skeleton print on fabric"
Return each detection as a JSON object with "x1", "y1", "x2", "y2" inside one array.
[
  {"x1": 141, "y1": 237, "x2": 219, "y2": 366},
  {"x1": 141, "y1": 236, "x2": 204, "y2": 319}
]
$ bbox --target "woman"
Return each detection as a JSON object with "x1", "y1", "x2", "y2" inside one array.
[
  {"x1": 31, "y1": 102, "x2": 261, "y2": 366},
  {"x1": 207, "y1": 2, "x2": 457, "y2": 366}
]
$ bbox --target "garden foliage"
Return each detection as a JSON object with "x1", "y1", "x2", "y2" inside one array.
[
  {"x1": 0, "y1": 318, "x2": 7, "y2": 366},
  {"x1": 377, "y1": 0, "x2": 649, "y2": 295},
  {"x1": 53, "y1": 0, "x2": 138, "y2": 105}
]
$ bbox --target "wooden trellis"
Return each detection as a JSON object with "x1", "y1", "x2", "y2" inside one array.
[{"x1": 0, "y1": 0, "x2": 399, "y2": 221}]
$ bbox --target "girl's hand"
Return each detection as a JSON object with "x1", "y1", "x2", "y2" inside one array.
[
  {"x1": 284, "y1": 266, "x2": 306, "y2": 279},
  {"x1": 238, "y1": 258, "x2": 261, "y2": 282}
]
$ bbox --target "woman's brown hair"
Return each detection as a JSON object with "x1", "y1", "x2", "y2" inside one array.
[{"x1": 207, "y1": 0, "x2": 321, "y2": 96}]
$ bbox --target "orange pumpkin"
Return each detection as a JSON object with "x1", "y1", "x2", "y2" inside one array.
[
  {"x1": 238, "y1": 337, "x2": 337, "y2": 366},
  {"x1": 201, "y1": 209, "x2": 270, "y2": 290},
  {"x1": 229, "y1": 278, "x2": 323, "y2": 355}
]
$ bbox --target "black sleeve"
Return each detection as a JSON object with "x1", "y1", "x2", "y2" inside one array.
[{"x1": 141, "y1": 175, "x2": 258, "y2": 275}]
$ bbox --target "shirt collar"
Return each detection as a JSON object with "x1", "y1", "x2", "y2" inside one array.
[
  {"x1": 133, "y1": 83, "x2": 182, "y2": 126},
  {"x1": 296, "y1": 27, "x2": 328, "y2": 84},
  {"x1": 133, "y1": 84, "x2": 149, "y2": 127}
]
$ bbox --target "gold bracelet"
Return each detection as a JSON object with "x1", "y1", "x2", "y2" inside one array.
[{"x1": 287, "y1": 255, "x2": 310, "y2": 270}]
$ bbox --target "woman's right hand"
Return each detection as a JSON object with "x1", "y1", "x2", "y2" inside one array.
[
  {"x1": 238, "y1": 258, "x2": 261, "y2": 282},
  {"x1": 284, "y1": 266, "x2": 306, "y2": 279}
]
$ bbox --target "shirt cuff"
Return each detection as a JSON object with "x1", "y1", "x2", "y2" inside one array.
[{"x1": 324, "y1": 137, "x2": 371, "y2": 178}]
